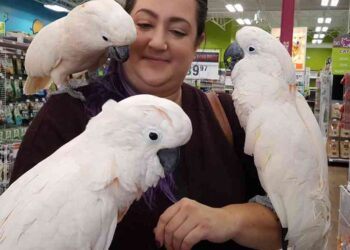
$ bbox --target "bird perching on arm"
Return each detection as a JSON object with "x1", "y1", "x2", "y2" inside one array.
[
  {"x1": 231, "y1": 26, "x2": 330, "y2": 250},
  {"x1": 23, "y1": 0, "x2": 137, "y2": 100},
  {"x1": 0, "y1": 94, "x2": 192, "y2": 250}
]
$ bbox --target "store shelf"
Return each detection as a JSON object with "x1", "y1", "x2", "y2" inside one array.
[
  {"x1": 0, "y1": 39, "x2": 29, "y2": 50},
  {"x1": 328, "y1": 158, "x2": 349, "y2": 164}
]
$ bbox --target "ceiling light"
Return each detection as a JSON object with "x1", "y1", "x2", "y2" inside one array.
[
  {"x1": 330, "y1": 0, "x2": 339, "y2": 6},
  {"x1": 225, "y1": 4, "x2": 236, "y2": 12},
  {"x1": 44, "y1": 4, "x2": 69, "y2": 12},
  {"x1": 314, "y1": 34, "x2": 320, "y2": 38},
  {"x1": 315, "y1": 26, "x2": 322, "y2": 32},
  {"x1": 234, "y1": 4, "x2": 244, "y2": 12},
  {"x1": 321, "y1": 0, "x2": 329, "y2": 6},
  {"x1": 319, "y1": 33, "x2": 326, "y2": 38},
  {"x1": 312, "y1": 40, "x2": 317, "y2": 44},
  {"x1": 317, "y1": 17, "x2": 324, "y2": 23},
  {"x1": 236, "y1": 18, "x2": 245, "y2": 25},
  {"x1": 322, "y1": 26, "x2": 328, "y2": 32},
  {"x1": 244, "y1": 19, "x2": 251, "y2": 25},
  {"x1": 317, "y1": 39, "x2": 323, "y2": 44},
  {"x1": 325, "y1": 17, "x2": 332, "y2": 23}
]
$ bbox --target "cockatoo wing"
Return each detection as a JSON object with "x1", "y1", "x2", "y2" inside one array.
[
  {"x1": 24, "y1": 18, "x2": 65, "y2": 94},
  {"x1": 0, "y1": 139, "x2": 119, "y2": 250},
  {"x1": 246, "y1": 101, "x2": 329, "y2": 249}
]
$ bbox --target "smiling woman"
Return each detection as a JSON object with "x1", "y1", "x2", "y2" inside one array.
[{"x1": 10, "y1": 0, "x2": 283, "y2": 250}]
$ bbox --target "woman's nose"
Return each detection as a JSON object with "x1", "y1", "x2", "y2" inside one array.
[{"x1": 148, "y1": 27, "x2": 168, "y2": 51}]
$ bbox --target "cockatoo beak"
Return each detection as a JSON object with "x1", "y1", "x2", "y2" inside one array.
[
  {"x1": 288, "y1": 83, "x2": 297, "y2": 94},
  {"x1": 108, "y1": 45, "x2": 130, "y2": 62},
  {"x1": 157, "y1": 148, "x2": 180, "y2": 174}
]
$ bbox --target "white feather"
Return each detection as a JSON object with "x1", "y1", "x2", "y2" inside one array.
[
  {"x1": 232, "y1": 26, "x2": 330, "y2": 250},
  {"x1": 0, "y1": 95, "x2": 192, "y2": 250}
]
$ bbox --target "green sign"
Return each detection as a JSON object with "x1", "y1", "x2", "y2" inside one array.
[
  {"x1": 332, "y1": 34, "x2": 350, "y2": 75},
  {"x1": 0, "y1": 22, "x2": 5, "y2": 36}
]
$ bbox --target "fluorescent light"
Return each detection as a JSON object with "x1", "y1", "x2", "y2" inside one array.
[
  {"x1": 321, "y1": 0, "x2": 329, "y2": 6},
  {"x1": 236, "y1": 18, "x2": 245, "y2": 25},
  {"x1": 234, "y1": 4, "x2": 244, "y2": 12},
  {"x1": 225, "y1": 4, "x2": 236, "y2": 12},
  {"x1": 314, "y1": 34, "x2": 320, "y2": 38},
  {"x1": 317, "y1": 39, "x2": 323, "y2": 44},
  {"x1": 317, "y1": 17, "x2": 324, "y2": 23},
  {"x1": 325, "y1": 17, "x2": 332, "y2": 23},
  {"x1": 319, "y1": 33, "x2": 326, "y2": 38},
  {"x1": 312, "y1": 40, "x2": 317, "y2": 44},
  {"x1": 330, "y1": 0, "x2": 339, "y2": 6},
  {"x1": 244, "y1": 19, "x2": 251, "y2": 25},
  {"x1": 322, "y1": 26, "x2": 328, "y2": 32},
  {"x1": 315, "y1": 26, "x2": 322, "y2": 32},
  {"x1": 44, "y1": 4, "x2": 69, "y2": 12}
]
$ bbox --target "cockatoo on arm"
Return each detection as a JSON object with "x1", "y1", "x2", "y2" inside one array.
[
  {"x1": 0, "y1": 95, "x2": 192, "y2": 250},
  {"x1": 24, "y1": 0, "x2": 136, "y2": 100},
  {"x1": 231, "y1": 26, "x2": 330, "y2": 250}
]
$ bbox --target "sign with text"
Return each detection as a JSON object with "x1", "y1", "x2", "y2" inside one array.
[
  {"x1": 186, "y1": 49, "x2": 220, "y2": 80},
  {"x1": 332, "y1": 34, "x2": 350, "y2": 75}
]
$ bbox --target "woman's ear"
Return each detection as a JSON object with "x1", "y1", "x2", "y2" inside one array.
[{"x1": 195, "y1": 32, "x2": 205, "y2": 49}]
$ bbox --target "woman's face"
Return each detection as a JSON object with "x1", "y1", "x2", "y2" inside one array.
[{"x1": 122, "y1": 0, "x2": 202, "y2": 96}]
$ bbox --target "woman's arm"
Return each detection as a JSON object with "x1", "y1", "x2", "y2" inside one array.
[
  {"x1": 10, "y1": 94, "x2": 88, "y2": 184},
  {"x1": 154, "y1": 198, "x2": 281, "y2": 250}
]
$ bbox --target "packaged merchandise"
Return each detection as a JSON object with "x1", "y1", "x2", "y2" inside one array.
[
  {"x1": 5, "y1": 79, "x2": 15, "y2": 103},
  {"x1": 5, "y1": 104, "x2": 14, "y2": 126},
  {"x1": 14, "y1": 79, "x2": 23, "y2": 99},
  {"x1": 20, "y1": 100, "x2": 30, "y2": 125},
  {"x1": 327, "y1": 139, "x2": 340, "y2": 158},
  {"x1": 0, "y1": 101, "x2": 5, "y2": 126},
  {"x1": 329, "y1": 119, "x2": 340, "y2": 137},
  {"x1": 13, "y1": 104, "x2": 22, "y2": 126},
  {"x1": 341, "y1": 127, "x2": 350, "y2": 138},
  {"x1": 3, "y1": 56, "x2": 14, "y2": 75},
  {"x1": 331, "y1": 103, "x2": 342, "y2": 119},
  {"x1": 340, "y1": 140, "x2": 350, "y2": 159}
]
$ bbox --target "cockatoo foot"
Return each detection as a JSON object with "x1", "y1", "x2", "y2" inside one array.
[{"x1": 65, "y1": 87, "x2": 86, "y2": 101}]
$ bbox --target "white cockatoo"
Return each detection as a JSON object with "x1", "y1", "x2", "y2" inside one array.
[
  {"x1": 0, "y1": 95, "x2": 192, "y2": 250},
  {"x1": 231, "y1": 26, "x2": 330, "y2": 250},
  {"x1": 24, "y1": 0, "x2": 136, "y2": 97}
]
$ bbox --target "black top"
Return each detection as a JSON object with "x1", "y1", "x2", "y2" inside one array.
[{"x1": 11, "y1": 83, "x2": 264, "y2": 250}]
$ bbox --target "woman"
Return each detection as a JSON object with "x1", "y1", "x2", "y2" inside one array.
[{"x1": 10, "y1": 0, "x2": 282, "y2": 249}]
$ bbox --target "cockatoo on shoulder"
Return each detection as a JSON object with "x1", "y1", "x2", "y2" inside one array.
[
  {"x1": 231, "y1": 26, "x2": 330, "y2": 250},
  {"x1": 24, "y1": 0, "x2": 136, "y2": 99},
  {"x1": 0, "y1": 95, "x2": 192, "y2": 250}
]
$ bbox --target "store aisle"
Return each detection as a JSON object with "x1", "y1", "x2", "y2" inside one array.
[{"x1": 327, "y1": 166, "x2": 348, "y2": 250}]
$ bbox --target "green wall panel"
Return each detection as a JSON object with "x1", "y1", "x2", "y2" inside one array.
[{"x1": 305, "y1": 48, "x2": 332, "y2": 71}]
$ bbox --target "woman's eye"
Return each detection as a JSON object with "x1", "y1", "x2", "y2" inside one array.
[
  {"x1": 171, "y1": 30, "x2": 187, "y2": 37},
  {"x1": 137, "y1": 23, "x2": 153, "y2": 30}
]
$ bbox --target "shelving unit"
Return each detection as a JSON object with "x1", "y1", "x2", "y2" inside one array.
[{"x1": 0, "y1": 38, "x2": 45, "y2": 195}]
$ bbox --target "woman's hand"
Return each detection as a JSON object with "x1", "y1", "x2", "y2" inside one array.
[
  {"x1": 153, "y1": 198, "x2": 237, "y2": 250},
  {"x1": 154, "y1": 198, "x2": 282, "y2": 250}
]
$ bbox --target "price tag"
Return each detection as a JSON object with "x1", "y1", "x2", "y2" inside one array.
[
  {"x1": 185, "y1": 49, "x2": 220, "y2": 80},
  {"x1": 186, "y1": 62, "x2": 219, "y2": 80}
]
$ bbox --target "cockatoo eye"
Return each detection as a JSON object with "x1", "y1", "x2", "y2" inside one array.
[
  {"x1": 149, "y1": 132, "x2": 159, "y2": 141},
  {"x1": 102, "y1": 36, "x2": 109, "y2": 42},
  {"x1": 248, "y1": 46, "x2": 256, "y2": 52}
]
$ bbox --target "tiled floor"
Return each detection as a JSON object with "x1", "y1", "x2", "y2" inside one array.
[{"x1": 327, "y1": 166, "x2": 348, "y2": 250}]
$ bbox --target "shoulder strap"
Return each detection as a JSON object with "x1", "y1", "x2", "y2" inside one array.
[{"x1": 206, "y1": 91, "x2": 233, "y2": 145}]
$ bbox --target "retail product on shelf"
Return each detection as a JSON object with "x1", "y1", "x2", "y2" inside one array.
[{"x1": 0, "y1": 142, "x2": 20, "y2": 195}]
